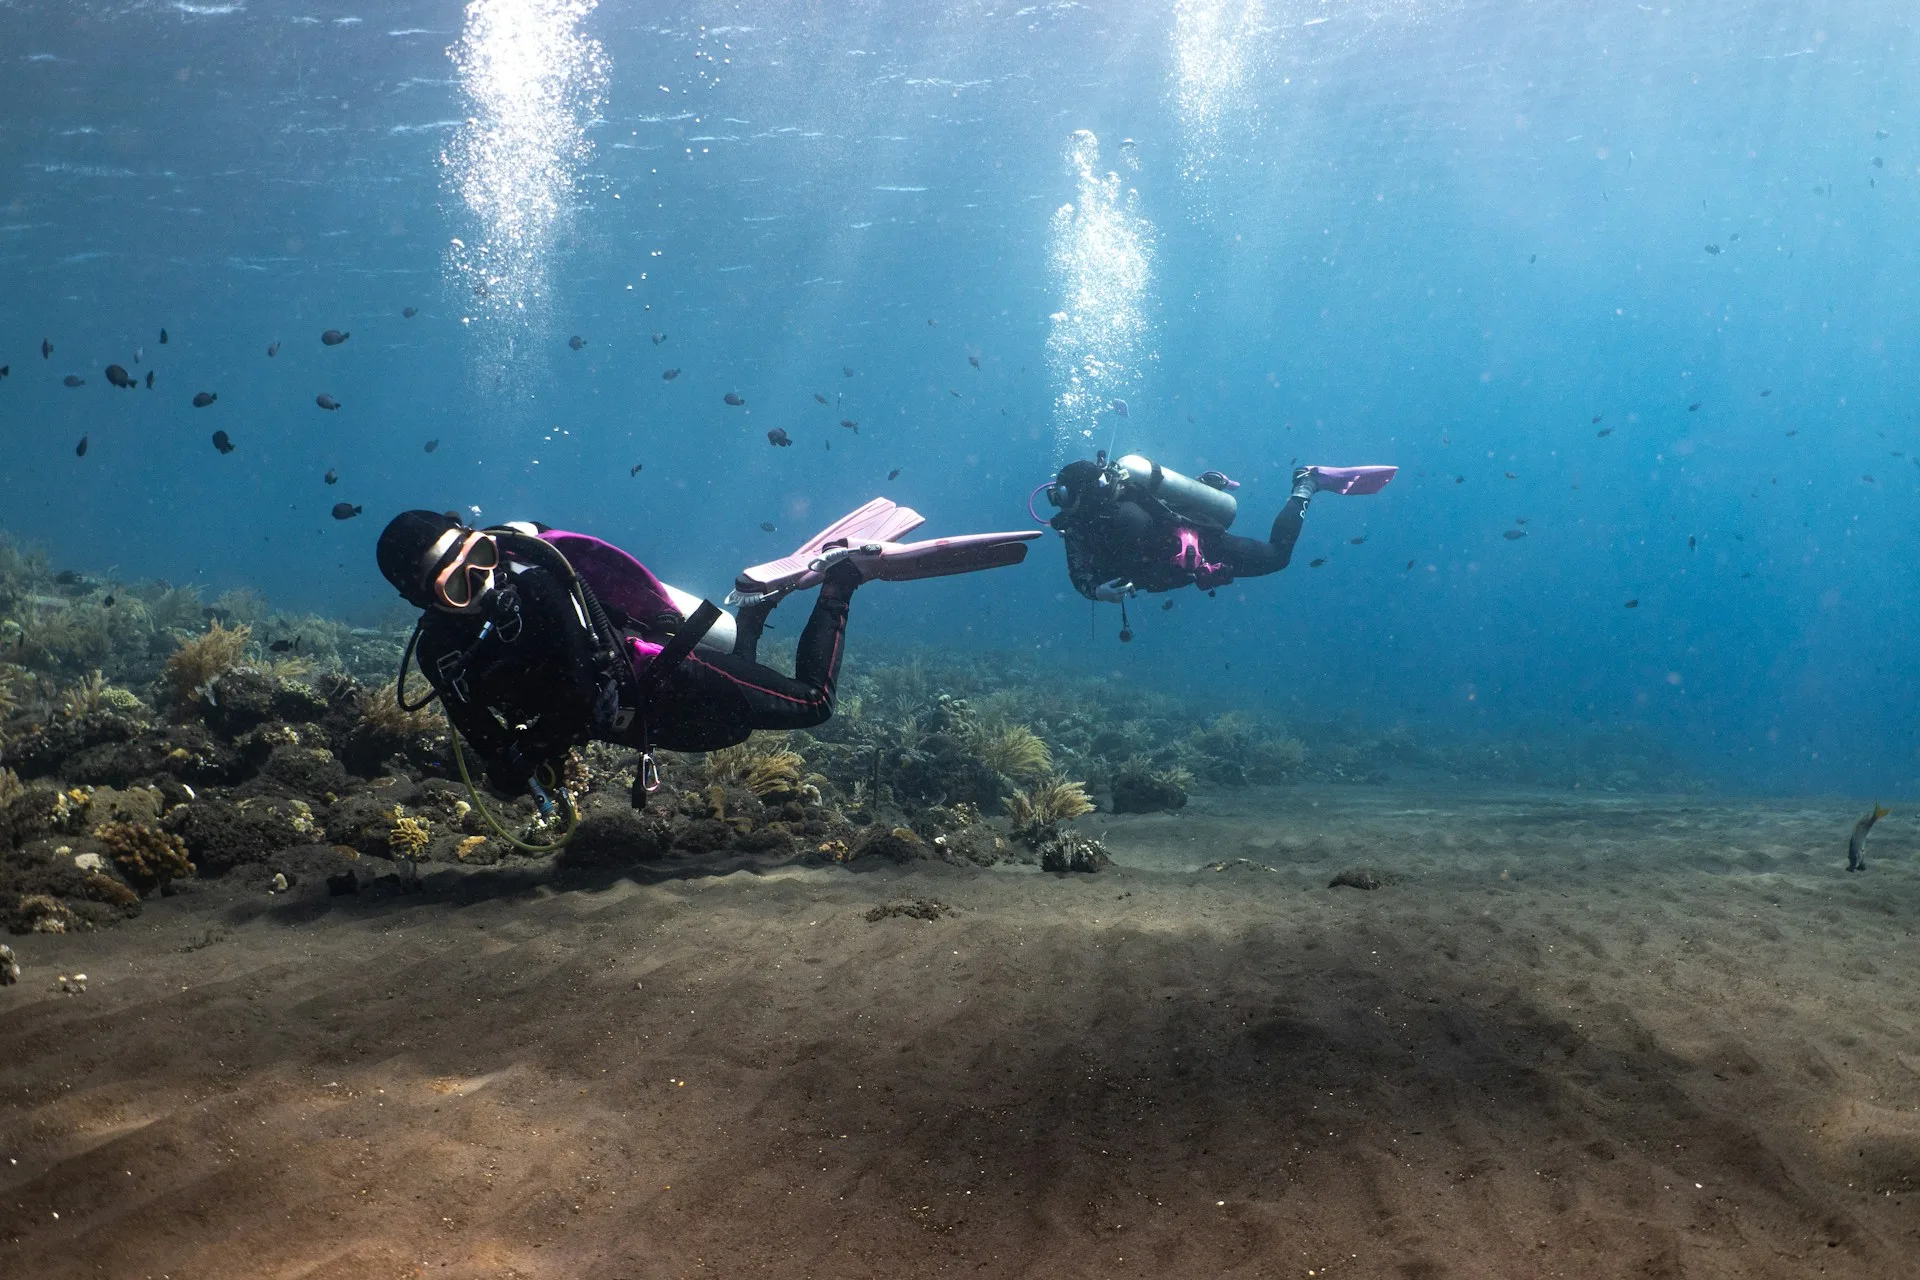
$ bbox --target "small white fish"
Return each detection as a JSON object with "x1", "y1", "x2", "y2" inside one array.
[
  {"x1": 1110, "y1": 398, "x2": 1129, "y2": 417},
  {"x1": 468, "y1": 504, "x2": 483, "y2": 518},
  {"x1": 133, "y1": 345, "x2": 143, "y2": 364}
]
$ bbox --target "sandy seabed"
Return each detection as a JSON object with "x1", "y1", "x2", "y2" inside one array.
[{"x1": 2, "y1": 783, "x2": 1917, "y2": 1279}]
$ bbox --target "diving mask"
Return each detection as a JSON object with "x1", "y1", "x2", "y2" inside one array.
[{"x1": 428, "y1": 529, "x2": 501, "y2": 610}]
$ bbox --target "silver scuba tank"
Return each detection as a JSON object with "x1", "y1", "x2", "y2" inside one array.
[{"x1": 1112, "y1": 454, "x2": 1238, "y2": 529}]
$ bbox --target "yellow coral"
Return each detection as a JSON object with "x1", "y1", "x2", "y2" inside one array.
[
  {"x1": 1007, "y1": 777, "x2": 1095, "y2": 832},
  {"x1": 388, "y1": 815, "x2": 431, "y2": 860},
  {"x1": 454, "y1": 835, "x2": 488, "y2": 861},
  {"x1": 93, "y1": 821, "x2": 195, "y2": 894},
  {"x1": 971, "y1": 722, "x2": 1053, "y2": 782},
  {"x1": 705, "y1": 738, "x2": 805, "y2": 797},
  {"x1": 60, "y1": 670, "x2": 145, "y2": 720},
  {"x1": 357, "y1": 687, "x2": 446, "y2": 739},
  {"x1": 164, "y1": 620, "x2": 251, "y2": 703}
]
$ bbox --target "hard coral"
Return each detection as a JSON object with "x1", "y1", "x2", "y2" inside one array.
[
  {"x1": 164, "y1": 620, "x2": 252, "y2": 705},
  {"x1": 93, "y1": 821, "x2": 195, "y2": 895},
  {"x1": 388, "y1": 814, "x2": 431, "y2": 861}
]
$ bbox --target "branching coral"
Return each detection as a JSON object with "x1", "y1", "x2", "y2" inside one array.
[
  {"x1": 93, "y1": 821, "x2": 195, "y2": 894},
  {"x1": 970, "y1": 722, "x2": 1054, "y2": 783},
  {"x1": 60, "y1": 670, "x2": 146, "y2": 721},
  {"x1": 164, "y1": 621, "x2": 252, "y2": 704},
  {"x1": 1007, "y1": 777, "x2": 1095, "y2": 836},
  {"x1": 388, "y1": 814, "x2": 431, "y2": 860}
]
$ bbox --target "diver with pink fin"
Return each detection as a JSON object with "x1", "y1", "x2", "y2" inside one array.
[
  {"x1": 376, "y1": 504, "x2": 1036, "y2": 812},
  {"x1": 1036, "y1": 454, "x2": 1396, "y2": 636}
]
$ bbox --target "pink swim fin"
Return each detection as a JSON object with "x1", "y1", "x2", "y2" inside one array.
[
  {"x1": 819, "y1": 530, "x2": 1042, "y2": 583},
  {"x1": 730, "y1": 498, "x2": 926, "y2": 603},
  {"x1": 1310, "y1": 465, "x2": 1397, "y2": 496}
]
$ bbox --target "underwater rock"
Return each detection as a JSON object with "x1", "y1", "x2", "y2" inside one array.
[
  {"x1": 57, "y1": 724, "x2": 244, "y2": 789},
  {"x1": 2, "y1": 840, "x2": 142, "y2": 932},
  {"x1": 1109, "y1": 761, "x2": 1190, "y2": 814},
  {"x1": 854, "y1": 825, "x2": 924, "y2": 864},
  {"x1": 0, "y1": 943, "x2": 16, "y2": 984},
  {"x1": 198, "y1": 668, "x2": 329, "y2": 736},
  {"x1": 92, "y1": 821, "x2": 194, "y2": 895},
  {"x1": 324, "y1": 789, "x2": 425, "y2": 856},
  {"x1": 178, "y1": 795, "x2": 321, "y2": 875},
  {"x1": 1329, "y1": 867, "x2": 1396, "y2": 891},
  {"x1": 3, "y1": 710, "x2": 150, "y2": 780},
  {"x1": 559, "y1": 808, "x2": 672, "y2": 868}
]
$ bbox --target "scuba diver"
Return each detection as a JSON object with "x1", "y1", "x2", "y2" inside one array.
[
  {"x1": 1037, "y1": 453, "x2": 1395, "y2": 625},
  {"x1": 375, "y1": 500, "x2": 1036, "y2": 821}
]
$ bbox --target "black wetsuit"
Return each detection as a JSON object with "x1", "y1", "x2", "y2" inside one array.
[
  {"x1": 1052, "y1": 480, "x2": 1308, "y2": 599},
  {"x1": 412, "y1": 545, "x2": 852, "y2": 792}
]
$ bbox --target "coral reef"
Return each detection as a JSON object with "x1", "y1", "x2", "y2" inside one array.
[
  {"x1": 1007, "y1": 777, "x2": 1095, "y2": 839},
  {"x1": 163, "y1": 621, "x2": 251, "y2": 706},
  {"x1": 94, "y1": 821, "x2": 195, "y2": 894},
  {"x1": 388, "y1": 814, "x2": 431, "y2": 861},
  {"x1": 1109, "y1": 756, "x2": 1191, "y2": 814}
]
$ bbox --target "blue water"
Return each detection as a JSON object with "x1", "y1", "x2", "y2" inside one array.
[{"x1": 0, "y1": 1, "x2": 1913, "y2": 795}]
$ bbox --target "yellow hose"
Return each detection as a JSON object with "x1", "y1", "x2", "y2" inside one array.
[{"x1": 450, "y1": 731, "x2": 578, "y2": 853}]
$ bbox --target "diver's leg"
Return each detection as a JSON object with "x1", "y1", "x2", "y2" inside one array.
[{"x1": 730, "y1": 598, "x2": 775, "y2": 662}]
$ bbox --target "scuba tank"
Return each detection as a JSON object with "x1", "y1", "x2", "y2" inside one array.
[{"x1": 1112, "y1": 454, "x2": 1238, "y2": 530}]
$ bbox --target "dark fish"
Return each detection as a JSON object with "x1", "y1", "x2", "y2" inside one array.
[
  {"x1": 968, "y1": 354, "x2": 980, "y2": 369},
  {"x1": 321, "y1": 329, "x2": 350, "y2": 346},
  {"x1": 1760, "y1": 388, "x2": 1771, "y2": 396},
  {"x1": 651, "y1": 332, "x2": 667, "y2": 345},
  {"x1": 760, "y1": 521, "x2": 777, "y2": 532},
  {"x1": 724, "y1": 391, "x2": 746, "y2": 406},
  {"x1": 402, "y1": 307, "x2": 418, "y2": 318},
  {"x1": 158, "y1": 328, "x2": 168, "y2": 344},
  {"x1": 267, "y1": 341, "x2": 280, "y2": 357},
  {"x1": 105, "y1": 364, "x2": 134, "y2": 388},
  {"x1": 766, "y1": 428, "x2": 791, "y2": 447},
  {"x1": 63, "y1": 375, "x2": 85, "y2": 387},
  {"x1": 1597, "y1": 427, "x2": 1613, "y2": 437},
  {"x1": 192, "y1": 391, "x2": 217, "y2": 407},
  {"x1": 1161, "y1": 599, "x2": 1174, "y2": 611},
  {"x1": 133, "y1": 346, "x2": 142, "y2": 363},
  {"x1": 1349, "y1": 534, "x2": 1367, "y2": 545},
  {"x1": 1785, "y1": 429, "x2": 1798, "y2": 437},
  {"x1": 813, "y1": 392, "x2": 828, "y2": 405},
  {"x1": 1309, "y1": 558, "x2": 1327, "y2": 568},
  {"x1": 1877, "y1": 129, "x2": 1891, "y2": 139},
  {"x1": 927, "y1": 318, "x2": 937, "y2": 327},
  {"x1": 950, "y1": 388, "x2": 961, "y2": 398},
  {"x1": 144, "y1": 370, "x2": 153, "y2": 389},
  {"x1": 1405, "y1": 559, "x2": 1416, "y2": 570},
  {"x1": 211, "y1": 430, "x2": 235, "y2": 454},
  {"x1": 1873, "y1": 157, "x2": 1885, "y2": 169},
  {"x1": 42, "y1": 338, "x2": 52, "y2": 359},
  {"x1": 268, "y1": 638, "x2": 298, "y2": 653},
  {"x1": 1704, "y1": 244, "x2": 1721, "y2": 255},
  {"x1": 1529, "y1": 253, "x2": 1536, "y2": 264},
  {"x1": 1848, "y1": 804, "x2": 1891, "y2": 872},
  {"x1": 662, "y1": 368, "x2": 680, "y2": 380},
  {"x1": 630, "y1": 463, "x2": 643, "y2": 476},
  {"x1": 568, "y1": 335, "x2": 585, "y2": 350},
  {"x1": 0, "y1": 366, "x2": 8, "y2": 377},
  {"x1": 1515, "y1": 517, "x2": 1528, "y2": 525},
  {"x1": 103, "y1": 595, "x2": 114, "y2": 607},
  {"x1": 839, "y1": 419, "x2": 858, "y2": 433},
  {"x1": 1688, "y1": 535, "x2": 1696, "y2": 550},
  {"x1": 1688, "y1": 401, "x2": 1701, "y2": 411},
  {"x1": 1591, "y1": 414, "x2": 1602, "y2": 423},
  {"x1": 331, "y1": 502, "x2": 362, "y2": 520},
  {"x1": 316, "y1": 393, "x2": 340, "y2": 410},
  {"x1": 1502, "y1": 529, "x2": 1526, "y2": 541},
  {"x1": 1623, "y1": 599, "x2": 1639, "y2": 608},
  {"x1": 887, "y1": 468, "x2": 901, "y2": 481},
  {"x1": 324, "y1": 468, "x2": 338, "y2": 485},
  {"x1": 1452, "y1": 475, "x2": 1465, "y2": 484},
  {"x1": 424, "y1": 439, "x2": 439, "y2": 453},
  {"x1": 842, "y1": 366, "x2": 855, "y2": 377},
  {"x1": 1504, "y1": 471, "x2": 1517, "y2": 480},
  {"x1": 1863, "y1": 474, "x2": 1876, "y2": 483},
  {"x1": 75, "y1": 434, "x2": 88, "y2": 457}
]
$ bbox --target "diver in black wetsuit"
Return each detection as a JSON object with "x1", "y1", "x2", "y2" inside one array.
[
  {"x1": 1042, "y1": 454, "x2": 1397, "y2": 604},
  {"x1": 375, "y1": 510, "x2": 859, "y2": 804}
]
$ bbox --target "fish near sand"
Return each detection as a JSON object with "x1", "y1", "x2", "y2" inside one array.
[
  {"x1": 321, "y1": 329, "x2": 350, "y2": 346},
  {"x1": 1848, "y1": 804, "x2": 1890, "y2": 872},
  {"x1": 331, "y1": 502, "x2": 362, "y2": 520}
]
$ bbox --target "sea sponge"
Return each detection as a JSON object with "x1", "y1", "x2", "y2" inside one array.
[
  {"x1": 163, "y1": 620, "x2": 252, "y2": 704},
  {"x1": 92, "y1": 821, "x2": 195, "y2": 895},
  {"x1": 1007, "y1": 777, "x2": 1095, "y2": 837},
  {"x1": 388, "y1": 814, "x2": 431, "y2": 861},
  {"x1": 970, "y1": 722, "x2": 1053, "y2": 783}
]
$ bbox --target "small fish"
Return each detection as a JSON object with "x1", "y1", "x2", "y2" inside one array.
[
  {"x1": 321, "y1": 329, "x2": 350, "y2": 346},
  {"x1": 103, "y1": 595, "x2": 114, "y2": 607},
  {"x1": 1731, "y1": 233, "x2": 1741, "y2": 241},
  {"x1": 424, "y1": 439, "x2": 439, "y2": 453},
  {"x1": 75, "y1": 434, "x2": 88, "y2": 457},
  {"x1": 662, "y1": 368, "x2": 680, "y2": 380},
  {"x1": 1591, "y1": 414, "x2": 1602, "y2": 424},
  {"x1": 63, "y1": 375, "x2": 84, "y2": 387},
  {"x1": 1688, "y1": 401, "x2": 1701, "y2": 411},
  {"x1": 1405, "y1": 559, "x2": 1416, "y2": 571},
  {"x1": 651, "y1": 332, "x2": 667, "y2": 345},
  {"x1": 1529, "y1": 253, "x2": 1536, "y2": 264},
  {"x1": 761, "y1": 521, "x2": 777, "y2": 532},
  {"x1": 1515, "y1": 517, "x2": 1529, "y2": 525},
  {"x1": 1760, "y1": 388, "x2": 1771, "y2": 396},
  {"x1": 1452, "y1": 475, "x2": 1465, "y2": 484},
  {"x1": 1876, "y1": 129, "x2": 1891, "y2": 139},
  {"x1": 1309, "y1": 558, "x2": 1327, "y2": 568},
  {"x1": 316, "y1": 393, "x2": 340, "y2": 410},
  {"x1": 887, "y1": 468, "x2": 901, "y2": 481},
  {"x1": 927, "y1": 318, "x2": 937, "y2": 327},
  {"x1": 267, "y1": 341, "x2": 280, "y2": 357},
  {"x1": 1597, "y1": 427, "x2": 1613, "y2": 437},
  {"x1": 766, "y1": 427, "x2": 792, "y2": 447},
  {"x1": 1110, "y1": 398, "x2": 1129, "y2": 417},
  {"x1": 1161, "y1": 599, "x2": 1174, "y2": 611},
  {"x1": 159, "y1": 328, "x2": 168, "y2": 344},
  {"x1": 724, "y1": 391, "x2": 746, "y2": 406},
  {"x1": 324, "y1": 468, "x2": 338, "y2": 485},
  {"x1": 133, "y1": 346, "x2": 142, "y2": 363},
  {"x1": 402, "y1": 306, "x2": 418, "y2": 318},
  {"x1": 0, "y1": 366, "x2": 8, "y2": 377},
  {"x1": 813, "y1": 391, "x2": 828, "y2": 405},
  {"x1": 1848, "y1": 804, "x2": 1891, "y2": 872},
  {"x1": 105, "y1": 364, "x2": 134, "y2": 388},
  {"x1": 839, "y1": 419, "x2": 858, "y2": 433},
  {"x1": 1785, "y1": 429, "x2": 1798, "y2": 437},
  {"x1": 1862, "y1": 474, "x2": 1876, "y2": 483},
  {"x1": 1688, "y1": 535, "x2": 1696, "y2": 550},
  {"x1": 268, "y1": 638, "x2": 299, "y2": 653},
  {"x1": 1623, "y1": 599, "x2": 1639, "y2": 608},
  {"x1": 192, "y1": 391, "x2": 217, "y2": 407},
  {"x1": 1349, "y1": 534, "x2": 1367, "y2": 545},
  {"x1": 968, "y1": 354, "x2": 980, "y2": 369},
  {"x1": 630, "y1": 463, "x2": 643, "y2": 476},
  {"x1": 144, "y1": 370, "x2": 153, "y2": 389},
  {"x1": 42, "y1": 338, "x2": 53, "y2": 359},
  {"x1": 949, "y1": 388, "x2": 961, "y2": 398},
  {"x1": 1704, "y1": 244, "x2": 1721, "y2": 255},
  {"x1": 1502, "y1": 529, "x2": 1527, "y2": 541},
  {"x1": 211, "y1": 430, "x2": 235, "y2": 454},
  {"x1": 1504, "y1": 471, "x2": 1517, "y2": 479},
  {"x1": 1873, "y1": 157, "x2": 1884, "y2": 169},
  {"x1": 331, "y1": 502, "x2": 362, "y2": 521},
  {"x1": 843, "y1": 366, "x2": 856, "y2": 377},
  {"x1": 568, "y1": 335, "x2": 586, "y2": 350}
]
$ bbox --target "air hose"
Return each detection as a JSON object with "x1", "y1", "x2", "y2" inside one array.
[{"x1": 450, "y1": 730, "x2": 579, "y2": 853}]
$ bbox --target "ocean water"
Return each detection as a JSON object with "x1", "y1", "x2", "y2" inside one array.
[{"x1": 0, "y1": 0, "x2": 1912, "y2": 797}]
